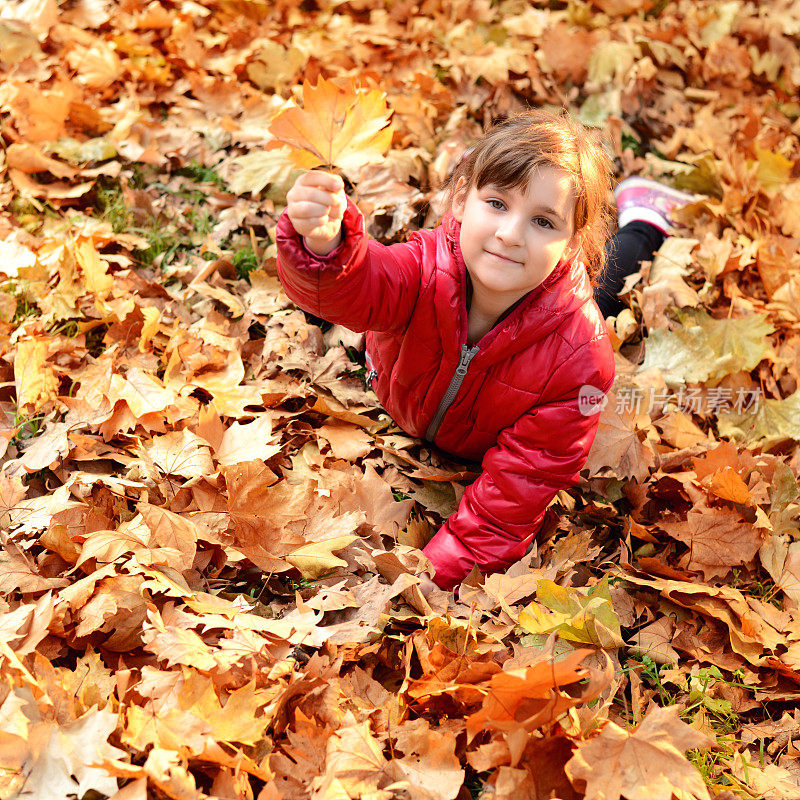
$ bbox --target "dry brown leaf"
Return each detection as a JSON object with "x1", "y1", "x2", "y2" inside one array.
[
  {"x1": 0, "y1": 592, "x2": 56, "y2": 656},
  {"x1": 318, "y1": 421, "x2": 374, "y2": 460},
  {"x1": 310, "y1": 712, "x2": 395, "y2": 797},
  {"x1": 18, "y1": 419, "x2": 71, "y2": 472},
  {"x1": 659, "y1": 505, "x2": 764, "y2": 580},
  {"x1": 584, "y1": 394, "x2": 656, "y2": 482},
  {"x1": 387, "y1": 719, "x2": 464, "y2": 800},
  {"x1": 143, "y1": 429, "x2": 215, "y2": 479},
  {"x1": 215, "y1": 414, "x2": 282, "y2": 465},
  {"x1": 138, "y1": 504, "x2": 200, "y2": 567},
  {"x1": 6, "y1": 143, "x2": 77, "y2": 178},
  {"x1": 565, "y1": 705, "x2": 712, "y2": 800},
  {"x1": 285, "y1": 531, "x2": 360, "y2": 579},
  {"x1": 0, "y1": 543, "x2": 69, "y2": 594},
  {"x1": 707, "y1": 466, "x2": 753, "y2": 504}
]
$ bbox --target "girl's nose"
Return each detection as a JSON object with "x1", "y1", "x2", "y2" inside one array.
[{"x1": 496, "y1": 216, "x2": 524, "y2": 244}]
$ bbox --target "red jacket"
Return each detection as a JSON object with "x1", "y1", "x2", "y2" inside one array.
[{"x1": 276, "y1": 199, "x2": 614, "y2": 590}]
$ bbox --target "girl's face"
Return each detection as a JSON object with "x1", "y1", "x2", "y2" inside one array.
[{"x1": 451, "y1": 165, "x2": 579, "y2": 308}]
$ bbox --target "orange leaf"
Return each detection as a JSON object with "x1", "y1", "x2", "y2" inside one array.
[
  {"x1": 708, "y1": 466, "x2": 753, "y2": 505},
  {"x1": 691, "y1": 440, "x2": 742, "y2": 480},
  {"x1": 268, "y1": 77, "x2": 393, "y2": 173},
  {"x1": 465, "y1": 649, "x2": 605, "y2": 738}
]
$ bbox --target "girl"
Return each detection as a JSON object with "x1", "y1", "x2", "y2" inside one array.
[{"x1": 276, "y1": 109, "x2": 690, "y2": 591}]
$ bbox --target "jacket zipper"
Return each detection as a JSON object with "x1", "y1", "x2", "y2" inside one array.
[{"x1": 425, "y1": 343, "x2": 480, "y2": 442}]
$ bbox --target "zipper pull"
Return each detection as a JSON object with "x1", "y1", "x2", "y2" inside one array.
[
  {"x1": 454, "y1": 344, "x2": 469, "y2": 376},
  {"x1": 455, "y1": 344, "x2": 480, "y2": 376}
]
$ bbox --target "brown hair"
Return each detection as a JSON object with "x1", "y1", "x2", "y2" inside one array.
[{"x1": 444, "y1": 109, "x2": 613, "y2": 282}]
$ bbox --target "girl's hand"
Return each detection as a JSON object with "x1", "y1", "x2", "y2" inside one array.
[{"x1": 286, "y1": 171, "x2": 347, "y2": 256}]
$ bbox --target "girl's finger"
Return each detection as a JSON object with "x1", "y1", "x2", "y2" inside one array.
[
  {"x1": 330, "y1": 190, "x2": 348, "y2": 216},
  {"x1": 290, "y1": 187, "x2": 342, "y2": 208},
  {"x1": 288, "y1": 200, "x2": 336, "y2": 219},
  {"x1": 299, "y1": 170, "x2": 344, "y2": 192}
]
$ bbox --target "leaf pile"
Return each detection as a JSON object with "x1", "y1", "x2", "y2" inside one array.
[{"x1": 1, "y1": 1, "x2": 800, "y2": 798}]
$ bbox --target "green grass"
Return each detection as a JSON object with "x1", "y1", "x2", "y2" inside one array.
[
  {"x1": 286, "y1": 572, "x2": 338, "y2": 591},
  {"x1": 646, "y1": 0, "x2": 673, "y2": 18},
  {"x1": 95, "y1": 177, "x2": 133, "y2": 233},
  {"x1": 232, "y1": 245, "x2": 259, "y2": 281},
  {"x1": 12, "y1": 292, "x2": 40, "y2": 324},
  {"x1": 175, "y1": 160, "x2": 226, "y2": 189},
  {"x1": 729, "y1": 568, "x2": 781, "y2": 608},
  {"x1": 631, "y1": 657, "x2": 751, "y2": 727},
  {"x1": 687, "y1": 738, "x2": 742, "y2": 794},
  {"x1": 92, "y1": 179, "x2": 178, "y2": 266},
  {"x1": 465, "y1": 771, "x2": 485, "y2": 799},
  {"x1": 621, "y1": 130, "x2": 644, "y2": 156},
  {"x1": 92, "y1": 172, "x2": 224, "y2": 269},
  {"x1": 11, "y1": 409, "x2": 47, "y2": 449},
  {"x1": 9, "y1": 197, "x2": 62, "y2": 233},
  {"x1": 244, "y1": 571, "x2": 345, "y2": 599},
  {"x1": 134, "y1": 218, "x2": 182, "y2": 267},
  {"x1": 47, "y1": 319, "x2": 81, "y2": 338},
  {"x1": 617, "y1": 654, "x2": 760, "y2": 792}
]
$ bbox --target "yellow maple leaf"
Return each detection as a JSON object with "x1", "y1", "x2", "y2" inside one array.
[
  {"x1": 268, "y1": 77, "x2": 393, "y2": 173},
  {"x1": 74, "y1": 238, "x2": 113, "y2": 298},
  {"x1": 14, "y1": 336, "x2": 59, "y2": 413},
  {"x1": 286, "y1": 533, "x2": 359, "y2": 579}
]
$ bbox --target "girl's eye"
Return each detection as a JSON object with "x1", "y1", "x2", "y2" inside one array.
[
  {"x1": 487, "y1": 199, "x2": 504, "y2": 210},
  {"x1": 534, "y1": 217, "x2": 554, "y2": 229}
]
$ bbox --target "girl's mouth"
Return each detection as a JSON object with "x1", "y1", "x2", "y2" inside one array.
[{"x1": 486, "y1": 250, "x2": 521, "y2": 264}]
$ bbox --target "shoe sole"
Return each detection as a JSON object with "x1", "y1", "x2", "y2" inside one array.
[{"x1": 614, "y1": 176, "x2": 697, "y2": 204}]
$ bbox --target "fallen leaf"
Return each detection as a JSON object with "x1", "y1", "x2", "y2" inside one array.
[
  {"x1": 387, "y1": 719, "x2": 464, "y2": 800},
  {"x1": 659, "y1": 505, "x2": 764, "y2": 580},
  {"x1": 6, "y1": 142, "x2": 77, "y2": 178},
  {"x1": 215, "y1": 414, "x2": 282, "y2": 466},
  {"x1": 565, "y1": 705, "x2": 713, "y2": 800},
  {"x1": 224, "y1": 147, "x2": 302, "y2": 197},
  {"x1": 18, "y1": 707, "x2": 128, "y2": 799},
  {"x1": 584, "y1": 393, "x2": 656, "y2": 482},
  {"x1": 14, "y1": 336, "x2": 59, "y2": 413},
  {"x1": 518, "y1": 578, "x2": 624, "y2": 649},
  {"x1": 640, "y1": 309, "x2": 774, "y2": 385},
  {"x1": 286, "y1": 532, "x2": 360, "y2": 579},
  {"x1": 466, "y1": 649, "x2": 606, "y2": 738},
  {"x1": 143, "y1": 429, "x2": 215, "y2": 479},
  {"x1": 0, "y1": 543, "x2": 69, "y2": 594},
  {"x1": 318, "y1": 421, "x2": 374, "y2": 460}
]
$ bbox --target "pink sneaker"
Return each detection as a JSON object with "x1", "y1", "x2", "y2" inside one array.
[{"x1": 614, "y1": 176, "x2": 697, "y2": 234}]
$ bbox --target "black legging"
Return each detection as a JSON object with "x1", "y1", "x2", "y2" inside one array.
[{"x1": 593, "y1": 221, "x2": 665, "y2": 318}]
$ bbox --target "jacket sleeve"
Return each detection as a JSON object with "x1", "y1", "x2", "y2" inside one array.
[
  {"x1": 422, "y1": 339, "x2": 614, "y2": 590},
  {"x1": 275, "y1": 196, "x2": 424, "y2": 334}
]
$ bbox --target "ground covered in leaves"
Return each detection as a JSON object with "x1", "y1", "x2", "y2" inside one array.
[{"x1": 1, "y1": 0, "x2": 800, "y2": 798}]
